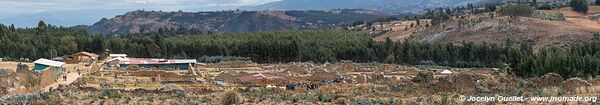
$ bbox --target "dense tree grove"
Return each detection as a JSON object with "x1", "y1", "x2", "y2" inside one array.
[
  {"x1": 1, "y1": 21, "x2": 600, "y2": 79},
  {"x1": 0, "y1": 22, "x2": 94, "y2": 60},
  {"x1": 499, "y1": 4, "x2": 535, "y2": 17},
  {"x1": 571, "y1": 0, "x2": 589, "y2": 13}
]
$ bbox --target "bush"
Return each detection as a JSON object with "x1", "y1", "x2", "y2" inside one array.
[
  {"x1": 499, "y1": 4, "x2": 535, "y2": 17},
  {"x1": 418, "y1": 60, "x2": 437, "y2": 65},
  {"x1": 201, "y1": 97, "x2": 211, "y2": 103},
  {"x1": 198, "y1": 56, "x2": 250, "y2": 63},
  {"x1": 570, "y1": 0, "x2": 589, "y2": 13},
  {"x1": 536, "y1": 3, "x2": 566, "y2": 10},
  {"x1": 411, "y1": 72, "x2": 433, "y2": 83},
  {"x1": 221, "y1": 90, "x2": 242, "y2": 105},
  {"x1": 533, "y1": 11, "x2": 566, "y2": 21},
  {"x1": 99, "y1": 90, "x2": 122, "y2": 99},
  {"x1": 317, "y1": 92, "x2": 334, "y2": 102},
  {"x1": 334, "y1": 98, "x2": 349, "y2": 105}
]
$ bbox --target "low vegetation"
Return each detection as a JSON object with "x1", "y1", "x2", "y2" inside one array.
[
  {"x1": 3, "y1": 20, "x2": 600, "y2": 79},
  {"x1": 535, "y1": 3, "x2": 567, "y2": 10},
  {"x1": 499, "y1": 4, "x2": 535, "y2": 17},
  {"x1": 532, "y1": 11, "x2": 565, "y2": 21},
  {"x1": 222, "y1": 90, "x2": 242, "y2": 105}
]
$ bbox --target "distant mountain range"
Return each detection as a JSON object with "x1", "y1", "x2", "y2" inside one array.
[
  {"x1": 0, "y1": 9, "x2": 128, "y2": 27},
  {"x1": 0, "y1": 0, "x2": 485, "y2": 34},
  {"x1": 241, "y1": 0, "x2": 486, "y2": 13},
  {"x1": 84, "y1": 9, "x2": 397, "y2": 35}
]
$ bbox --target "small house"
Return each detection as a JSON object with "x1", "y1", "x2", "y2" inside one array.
[
  {"x1": 33, "y1": 59, "x2": 65, "y2": 72},
  {"x1": 69, "y1": 51, "x2": 98, "y2": 64},
  {"x1": 34, "y1": 59, "x2": 65, "y2": 87}
]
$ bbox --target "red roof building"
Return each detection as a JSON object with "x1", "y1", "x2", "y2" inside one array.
[
  {"x1": 118, "y1": 58, "x2": 197, "y2": 65},
  {"x1": 115, "y1": 58, "x2": 198, "y2": 70}
]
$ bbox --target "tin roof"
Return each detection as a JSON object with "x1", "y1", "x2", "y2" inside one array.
[
  {"x1": 33, "y1": 58, "x2": 65, "y2": 67},
  {"x1": 440, "y1": 70, "x2": 453, "y2": 74},
  {"x1": 109, "y1": 54, "x2": 127, "y2": 57},
  {"x1": 74, "y1": 51, "x2": 99, "y2": 58},
  {"x1": 117, "y1": 58, "x2": 197, "y2": 65}
]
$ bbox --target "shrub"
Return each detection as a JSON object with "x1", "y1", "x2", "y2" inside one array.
[
  {"x1": 536, "y1": 3, "x2": 567, "y2": 10},
  {"x1": 533, "y1": 11, "x2": 566, "y2": 21},
  {"x1": 317, "y1": 92, "x2": 334, "y2": 102},
  {"x1": 593, "y1": 32, "x2": 600, "y2": 41},
  {"x1": 334, "y1": 98, "x2": 349, "y2": 105},
  {"x1": 201, "y1": 97, "x2": 211, "y2": 103},
  {"x1": 499, "y1": 4, "x2": 535, "y2": 17},
  {"x1": 198, "y1": 56, "x2": 250, "y2": 63},
  {"x1": 454, "y1": 60, "x2": 485, "y2": 68},
  {"x1": 99, "y1": 90, "x2": 122, "y2": 99},
  {"x1": 291, "y1": 94, "x2": 308, "y2": 103},
  {"x1": 411, "y1": 72, "x2": 433, "y2": 83},
  {"x1": 418, "y1": 60, "x2": 437, "y2": 65},
  {"x1": 221, "y1": 90, "x2": 242, "y2": 105}
]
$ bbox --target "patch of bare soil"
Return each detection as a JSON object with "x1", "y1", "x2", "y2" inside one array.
[
  {"x1": 373, "y1": 20, "x2": 432, "y2": 41},
  {"x1": 0, "y1": 62, "x2": 34, "y2": 72},
  {"x1": 410, "y1": 15, "x2": 596, "y2": 51},
  {"x1": 403, "y1": 7, "x2": 600, "y2": 50},
  {"x1": 130, "y1": 71, "x2": 183, "y2": 78},
  {"x1": 556, "y1": 7, "x2": 600, "y2": 30}
]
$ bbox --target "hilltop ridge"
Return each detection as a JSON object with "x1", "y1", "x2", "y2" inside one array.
[{"x1": 84, "y1": 9, "x2": 397, "y2": 35}]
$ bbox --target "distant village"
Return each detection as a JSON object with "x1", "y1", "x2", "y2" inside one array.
[{"x1": 1, "y1": 49, "x2": 480, "y2": 95}]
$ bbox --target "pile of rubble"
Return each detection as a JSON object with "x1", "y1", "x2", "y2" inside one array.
[
  {"x1": 215, "y1": 72, "x2": 243, "y2": 84},
  {"x1": 308, "y1": 70, "x2": 338, "y2": 82},
  {"x1": 563, "y1": 78, "x2": 592, "y2": 91},
  {"x1": 209, "y1": 61, "x2": 257, "y2": 68},
  {"x1": 528, "y1": 73, "x2": 563, "y2": 89},
  {"x1": 432, "y1": 73, "x2": 492, "y2": 94}
]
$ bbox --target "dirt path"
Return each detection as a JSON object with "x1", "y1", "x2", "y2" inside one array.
[
  {"x1": 374, "y1": 23, "x2": 412, "y2": 41},
  {"x1": 422, "y1": 29, "x2": 454, "y2": 43},
  {"x1": 560, "y1": 8, "x2": 600, "y2": 30},
  {"x1": 41, "y1": 60, "x2": 97, "y2": 92},
  {"x1": 41, "y1": 71, "x2": 81, "y2": 92},
  {"x1": 373, "y1": 20, "x2": 429, "y2": 41}
]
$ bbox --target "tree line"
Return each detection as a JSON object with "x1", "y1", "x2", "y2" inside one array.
[{"x1": 1, "y1": 21, "x2": 600, "y2": 78}]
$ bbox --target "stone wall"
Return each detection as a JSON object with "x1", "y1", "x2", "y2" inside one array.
[{"x1": 38, "y1": 67, "x2": 59, "y2": 88}]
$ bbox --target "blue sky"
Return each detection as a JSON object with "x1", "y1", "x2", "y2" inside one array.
[{"x1": 0, "y1": 0, "x2": 279, "y2": 19}]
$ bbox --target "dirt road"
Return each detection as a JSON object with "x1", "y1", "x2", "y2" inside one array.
[
  {"x1": 40, "y1": 62, "x2": 96, "y2": 92},
  {"x1": 41, "y1": 71, "x2": 81, "y2": 92},
  {"x1": 559, "y1": 7, "x2": 600, "y2": 30},
  {"x1": 373, "y1": 20, "x2": 431, "y2": 41}
]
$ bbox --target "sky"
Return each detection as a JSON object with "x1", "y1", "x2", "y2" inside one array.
[{"x1": 0, "y1": 0, "x2": 279, "y2": 19}]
